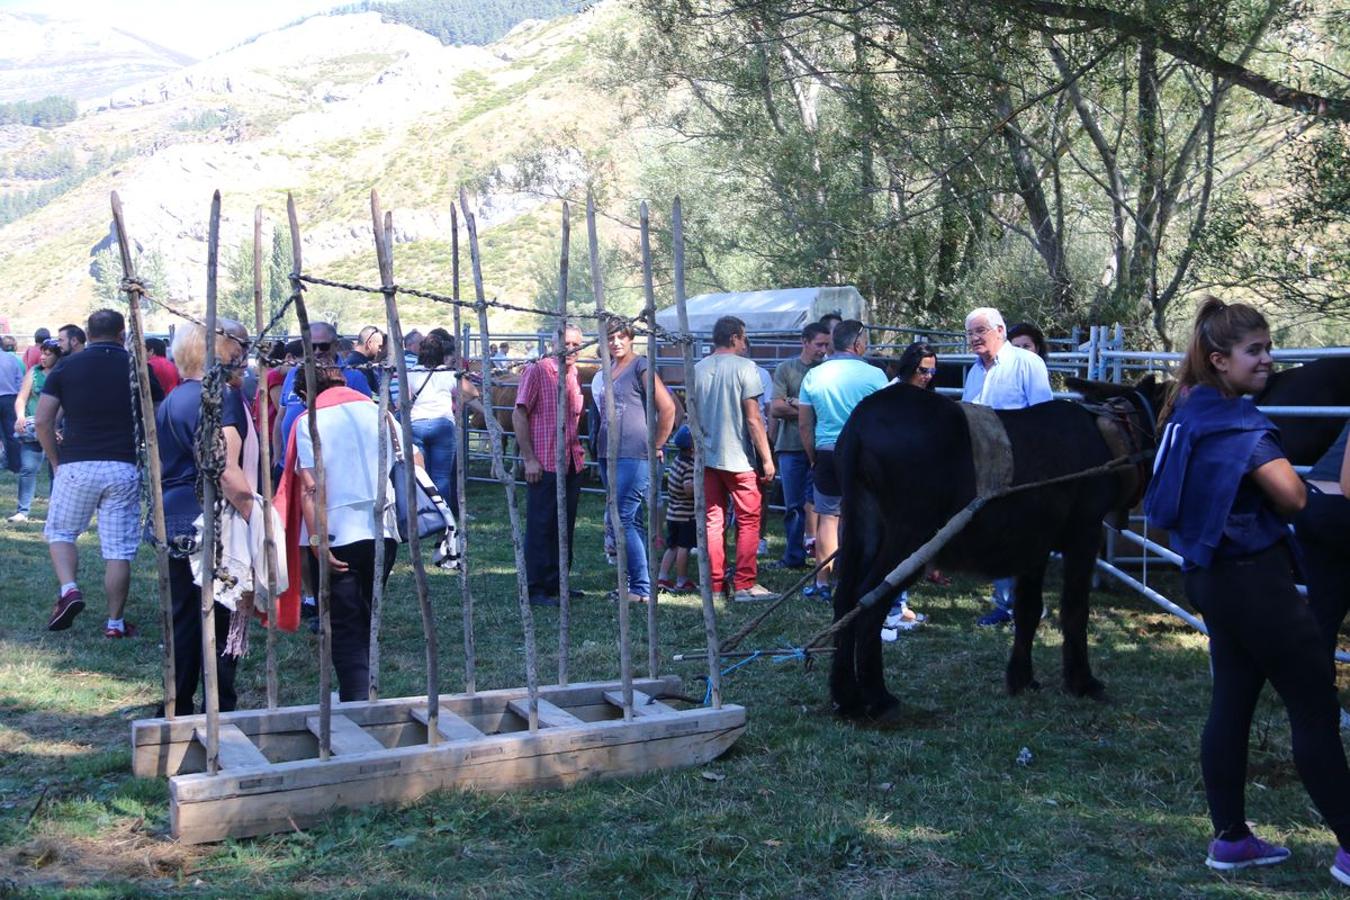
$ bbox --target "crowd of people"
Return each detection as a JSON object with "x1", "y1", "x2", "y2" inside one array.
[{"x1": 11, "y1": 296, "x2": 1350, "y2": 886}]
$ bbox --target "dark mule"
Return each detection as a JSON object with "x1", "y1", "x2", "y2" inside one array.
[
  {"x1": 1255, "y1": 357, "x2": 1350, "y2": 465},
  {"x1": 829, "y1": 376, "x2": 1165, "y2": 724}
]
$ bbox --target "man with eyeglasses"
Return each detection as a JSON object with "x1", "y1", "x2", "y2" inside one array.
[
  {"x1": 961, "y1": 306, "x2": 1052, "y2": 626},
  {"x1": 273, "y1": 321, "x2": 372, "y2": 482}
]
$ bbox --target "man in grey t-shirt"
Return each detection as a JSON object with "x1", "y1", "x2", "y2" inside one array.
[{"x1": 691, "y1": 315, "x2": 776, "y2": 602}]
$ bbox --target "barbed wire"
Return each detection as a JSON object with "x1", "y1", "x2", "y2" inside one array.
[
  {"x1": 296, "y1": 273, "x2": 698, "y2": 347},
  {"x1": 119, "y1": 277, "x2": 298, "y2": 357}
]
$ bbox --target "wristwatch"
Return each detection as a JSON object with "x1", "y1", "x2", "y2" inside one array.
[{"x1": 308, "y1": 535, "x2": 321, "y2": 547}]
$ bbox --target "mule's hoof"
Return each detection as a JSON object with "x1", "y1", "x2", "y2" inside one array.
[
  {"x1": 1006, "y1": 668, "x2": 1040, "y2": 696},
  {"x1": 1066, "y1": 676, "x2": 1108, "y2": 701},
  {"x1": 832, "y1": 701, "x2": 866, "y2": 721},
  {"x1": 861, "y1": 696, "x2": 906, "y2": 730}
]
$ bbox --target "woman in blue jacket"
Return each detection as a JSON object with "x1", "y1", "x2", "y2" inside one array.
[{"x1": 1145, "y1": 297, "x2": 1350, "y2": 885}]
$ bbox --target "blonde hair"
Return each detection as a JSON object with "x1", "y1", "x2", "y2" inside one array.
[
  {"x1": 1158, "y1": 295, "x2": 1270, "y2": 424},
  {"x1": 171, "y1": 323, "x2": 241, "y2": 379}
]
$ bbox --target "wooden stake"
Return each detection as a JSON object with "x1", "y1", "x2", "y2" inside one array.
[
  {"x1": 286, "y1": 193, "x2": 334, "y2": 760},
  {"x1": 460, "y1": 187, "x2": 540, "y2": 731},
  {"x1": 110, "y1": 192, "x2": 176, "y2": 719},
  {"x1": 672, "y1": 197, "x2": 721, "y2": 708},
  {"x1": 253, "y1": 206, "x2": 281, "y2": 711},
  {"x1": 200, "y1": 190, "x2": 224, "y2": 773},
  {"x1": 639, "y1": 201, "x2": 660, "y2": 681},
  {"x1": 370, "y1": 191, "x2": 440, "y2": 744},
  {"x1": 450, "y1": 204, "x2": 475, "y2": 696},
  {"x1": 555, "y1": 202, "x2": 571, "y2": 687},
  {"x1": 588, "y1": 192, "x2": 633, "y2": 721},
  {"x1": 366, "y1": 214, "x2": 392, "y2": 703}
]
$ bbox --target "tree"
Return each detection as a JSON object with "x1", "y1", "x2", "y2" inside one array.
[{"x1": 614, "y1": 0, "x2": 1349, "y2": 342}]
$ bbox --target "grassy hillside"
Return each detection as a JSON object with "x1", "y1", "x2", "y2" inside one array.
[{"x1": 0, "y1": 2, "x2": 642, "y2": 338}]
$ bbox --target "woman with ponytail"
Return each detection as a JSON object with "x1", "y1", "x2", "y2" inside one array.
[{"x1": 1145, "y1": 297, "x2": 1350, "y2": 885}]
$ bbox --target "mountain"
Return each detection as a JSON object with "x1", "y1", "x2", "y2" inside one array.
[
  {"x1": 0, "y1": 12, "x2": 196, "y2": 104},
  {"x1": 0, "y1": 2, "x2": 640, "y2": 337}
]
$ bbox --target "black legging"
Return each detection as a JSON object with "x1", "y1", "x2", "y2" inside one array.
[
  {"x1": 306, "y1": 538, "x2": 398, "y2": 702},
  {"x1": 1184, "y1": 541, "x2": 1350, "y2": 846},
  {"x1": 168, "y1": 555, "x2": 237, "y2": 717}
]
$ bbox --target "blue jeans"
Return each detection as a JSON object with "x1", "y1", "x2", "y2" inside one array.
[
  {"x1": 16, "y1": 439, "x2": 44, "y2": 514},
  {"x1": 0, "y1": 396, "x2": 18, "y2": 473},
  {"x1": 777, "y1": 451, "x2": 812, "y2": 566},
  {"x1": 410, "y1": 417, "x2": 456, "y2": 511},
  {"x1": 599, "y1": 458, "x2": 651, "y2": 598},
  {"x1": 992, "y1": 577, "x2": 1016, "y2": 612}
]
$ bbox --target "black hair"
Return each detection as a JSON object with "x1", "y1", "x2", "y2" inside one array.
[
  {"x1": 59, "y1": 323, "x2": 87, "y2": 344},
  {"x1": 832, "y1": 319, "x2": 866, "y2": 353},
  {"x1": 145, "y1": 337, "x2": 167, "y2": 357},
  {"x1": 1007, "y1": 322, "x2": 1048, "y2": 359},
  {"x1": 418, "y1": 333, "x2": 447, "y2": 368},
  {"x1": 712, "y1": 315, "x2": 745, "y2": 348},
  {"x1": 819, "y1": 312, "x2": 843, "y2": 327},
  {"x1": 894, "y1": 342, "x2": 938, "y2": 387},
  {"x1": 427, "y1": 327, "x2": 456, "y2": 356},
  {"x1": 34, "y1": 327, "x2": 50, "y2": 342},
  {"x1": 88, "y1": 309, "x2": 125, "y2": 341},
  {"x1": 801, "y1": 322, "x2": 829, "y2": 342}
]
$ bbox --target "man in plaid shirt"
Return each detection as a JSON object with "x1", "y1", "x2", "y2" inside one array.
[{"x1": 511, "y1": 324, "x2": 585, "y2": 607}]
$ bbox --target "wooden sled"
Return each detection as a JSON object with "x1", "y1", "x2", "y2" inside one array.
[{"x1": 131, "y1": 676, "x2": 745, "y2": 844}]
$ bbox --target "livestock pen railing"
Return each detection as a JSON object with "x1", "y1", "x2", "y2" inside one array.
[
  {"x1": 409, "y1": 324, "x2": 1347, "y2": 649},
  {"x1": 1088, "y1": 338, "x2": 1350, "y2": 661}
]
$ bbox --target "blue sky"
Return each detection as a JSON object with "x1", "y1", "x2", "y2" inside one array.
[{"x1": 0, "y1": 0, "x2": 342, "y2": 57}]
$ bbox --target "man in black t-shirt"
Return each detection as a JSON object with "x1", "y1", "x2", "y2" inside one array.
[{"x1": 37, "y1": 309, "x2": 143, "y2": 637}]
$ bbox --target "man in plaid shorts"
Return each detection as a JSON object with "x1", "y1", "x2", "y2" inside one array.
[{"x1": 36, "y1": 309, "x2": 147, "y2": 637}]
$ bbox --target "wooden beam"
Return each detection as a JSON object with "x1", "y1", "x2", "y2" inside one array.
[
  {"x1": 169, "y1": 705, "x2": 746, "y2": 843},
  {"x1": 307, "y1": 715, "x2": 385, "y2": 756},
  {"x1": 198, "y1": 724, "x2": 269, "y2": 771},
  {"x1": 509, "y1": 697, "x2": 583, "y2": 729},
  {"x1": 409, "y1": 707, "x2": 484, "y2": 742},
  {"x1": 604, "y1": 690, "x2": 677, "y2": 718}
]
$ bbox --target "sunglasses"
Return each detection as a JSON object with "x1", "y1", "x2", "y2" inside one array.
[
  {"x1": 311, "y1": 341, "x2": 332, "y2": 352},
  {"x1": 916, "y1": 366, "x2": 937, "y2": 375}
]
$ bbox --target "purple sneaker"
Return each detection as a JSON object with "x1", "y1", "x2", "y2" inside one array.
[
  {"x1": 1205, "y1": 834, "x2": 1291, "y2": 871},
  {"x1": 1332, "y1": 847, "x2": 1350, "y2": 886}
]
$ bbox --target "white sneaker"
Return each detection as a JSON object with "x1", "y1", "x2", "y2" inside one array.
[
  {"x1": 880, "y1": 626, "x2": 899, "y2": 643},
  {"x1": 7, "y1": 512, "x2": 28, "y2": 523}
]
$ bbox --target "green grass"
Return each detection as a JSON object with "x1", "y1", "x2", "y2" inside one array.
[{"x1": 0, "y1": 466, "x2": 1345, "y2": 896}]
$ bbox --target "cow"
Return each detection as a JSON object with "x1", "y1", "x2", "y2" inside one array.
[{"x1": 828, "y1": 375, "x2": 1167, "y2": 725}]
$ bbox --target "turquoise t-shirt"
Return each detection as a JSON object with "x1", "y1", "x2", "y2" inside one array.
[{"x1": 798, "y1": 355, "x2": 888, "y2": 449}]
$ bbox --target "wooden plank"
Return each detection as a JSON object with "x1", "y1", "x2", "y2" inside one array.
[
  {"x1": 196, "y1": 724, "x2": 269, "y2": 771},
  {"x1": 604, "y1": 690, "x2": 678, "y2": 718},
  {"x1": 173, "y1": 705, "x2": 744, "y2": 804},
  {"x1": 134, "y1": 677, "x2": 678, "y2": 749},
  {"x1": 307, "y1": 715, "x2": 384, "y2": 756},
  {"x1": 169, "y1": 707, "x2": 746, "y2": 843},
  {"x1": 409, "y1": 707, "x2": 484, "y2": 742},
  {"x1": 508, "y1": 697, "x2": 583, "y2": 729}
]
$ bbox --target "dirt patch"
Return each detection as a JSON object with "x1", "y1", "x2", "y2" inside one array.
[{"x1": 9, "y1": 819, "x2": 209, "y2": 892}]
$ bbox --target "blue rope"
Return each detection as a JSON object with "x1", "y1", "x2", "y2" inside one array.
[
  {"x1": 772, "y1": 647, "x2": 808, "y2": 664},
  {"x1": 701, "y1": 651, "x2": 763, "y2": 704}
]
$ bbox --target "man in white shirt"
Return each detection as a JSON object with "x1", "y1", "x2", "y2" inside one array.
[{"x1": 961, "y1": 306, "x2": 1052, "y2": 626}]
